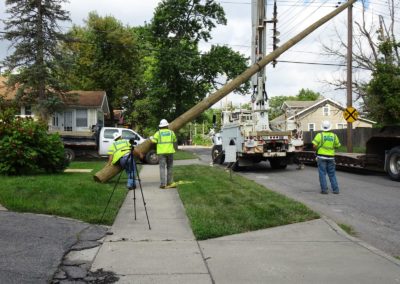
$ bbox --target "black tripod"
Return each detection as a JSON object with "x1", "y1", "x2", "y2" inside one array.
[{"x1": 101, "y1": 141, "x2": 151, "y2": 230}]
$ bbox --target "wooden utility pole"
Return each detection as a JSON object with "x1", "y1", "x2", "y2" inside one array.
[
  {"x1": 94, "y1": 0, "x2": 358, "y2": 183},
  {"x1": 346, "y1": 1, "x2": 353, "y2": 152}
]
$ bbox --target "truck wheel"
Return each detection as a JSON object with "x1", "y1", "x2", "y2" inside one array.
[
  {"x1": 269, "y1": 158, "x2": 287, "y2": 169},
  {"x1": 145, "y1": 150, "x2": 159, "y2": 165},
  {"x1": 64, "y1": 148, "x2": 75, "y2": 162},
  {"x1": 386, "y1": 147, "x2": 400, "y2": 181},
  {"x1": 211, "y1": 145, "x2": 225, "y2": 164}
]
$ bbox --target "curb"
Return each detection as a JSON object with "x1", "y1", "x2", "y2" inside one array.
[{"x1": 322, "y1": 216, "x2": 400, "y2": 267}]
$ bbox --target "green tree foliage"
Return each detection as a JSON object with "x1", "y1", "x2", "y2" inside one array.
[
  {"x1": 1, "y1": 0, "x2": 71, "y2": 120},
  {"x1": 268, "y1": 88, "x2": 321, "y2": 120},
  {"x1": 0, "y1": 109, "x2": 66, "y2": 175},
  {"x1": 62, "y1": 13, "x2": 143, "y2": 121},
  {"x1": 148, "y1": 0, "x2": 249, "y2": 126},
  {"x1": 363, "y1": 41, "x2": 400, "y2": 125}
]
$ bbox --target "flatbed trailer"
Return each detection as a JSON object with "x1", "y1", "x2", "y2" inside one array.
[{"x1": 296, "y1": 125, "x2": 400, "y2": 181}]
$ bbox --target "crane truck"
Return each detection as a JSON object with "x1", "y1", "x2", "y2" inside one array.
[{"x1": 210, "y1": 0, "x2": 302, "y2": 170}]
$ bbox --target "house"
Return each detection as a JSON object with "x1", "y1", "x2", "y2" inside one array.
[
  {"x1": 0, "y1": 76, "x2": 110, "y2": 133},
  {"x1": 270, "y1": 97, "x2": 375, "y2": 132}
]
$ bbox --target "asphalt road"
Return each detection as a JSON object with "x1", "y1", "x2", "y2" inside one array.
[
  {"x1": 182, "y1": 146, "x2": 400, "y2": 258},
  {"x1": 0, "y1": 211, "x2": 107, "y2": 283}
]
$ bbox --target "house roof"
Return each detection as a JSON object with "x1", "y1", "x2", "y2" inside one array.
[
  {"x1": 0, "y1": 76, "x2": 109, "y2": 113},
  {"x1": 0, "y1": 76, "x2": 16, "y2": 100},
  {"x1": 282, "y1": 100, "x2": 317, "y2": 109},
  {"x1": 65, "y1": 91, "x2": 106, "y2": 107}
]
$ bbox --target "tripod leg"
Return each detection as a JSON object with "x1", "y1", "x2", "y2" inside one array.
[
  {"x1": 133, "y1": 187, "x2": 137, "y2": 220},
  {"x1": 133, "y1": 161, "x2": 151, "y2": 230},
  {"x1": 100, "y1": 166, "x2": 124, "y2": 223}
]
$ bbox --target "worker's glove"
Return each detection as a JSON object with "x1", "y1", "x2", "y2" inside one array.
[{"x1": 149, "y1": 136, "x2": 154, "y2": 140}]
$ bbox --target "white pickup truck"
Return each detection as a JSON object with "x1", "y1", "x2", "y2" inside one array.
[{"x1": 60, "y1": 127, "x2": 159, "y2": 164}]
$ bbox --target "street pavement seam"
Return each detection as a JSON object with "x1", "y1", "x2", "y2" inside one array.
[{"x1": 195, "y1": 239, "x2": 216, "y2": 284}]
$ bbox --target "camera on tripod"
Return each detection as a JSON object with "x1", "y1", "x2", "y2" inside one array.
[{"x1": 129, "y1": 138, "x2": 138, "y2": 146}]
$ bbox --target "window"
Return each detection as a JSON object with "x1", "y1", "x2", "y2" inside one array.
[
  {"x1": 25, "y1": 105, "x2": 32, "y2": 115},
  {"x1": 323, "y1": 105, "x2": 330, "y2": 116},
  {"x1": 76, "y1": 109, "x2": 88, "y2": 127},
  {"x1": 308, "y1": 123, "x2": 315, "y2": 131},
  {"x1": 52, "y1": 114, "x2": 59, "y2": 126},
  {"x1": 122, "y1": 130, "x2": 138, "y2": 141},
  {"x1": 104, "y1": 129, "x2": 118, "y2": 139},
  {"x1": 337, "y1": 123, "x2": 347, "y2": 129}
]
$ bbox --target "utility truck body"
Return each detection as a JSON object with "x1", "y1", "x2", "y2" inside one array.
[{"x1": 211, "y1": 110, "x2": 298, "y2": 169}]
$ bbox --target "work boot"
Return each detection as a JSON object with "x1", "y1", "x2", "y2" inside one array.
[{"x1": 160, "y1": 185, "x2": 166, "y2": 189}]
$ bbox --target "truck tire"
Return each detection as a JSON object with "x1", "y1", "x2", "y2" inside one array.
[
  {"x1": 386, "y1": 147, "x2": 400, "y2": 181},
  {"x1": 211, "y1": 145, "x2": 225, "y2": 164},
  {"x1": 64, "y1": 148, "x2": 75, "y2": 162},
  {"x1": 145, "y1": 150, "x2": 159, "y2": 165},
  {"x1": 269, "y1": 158, "x2": 287, "y2": 169}
]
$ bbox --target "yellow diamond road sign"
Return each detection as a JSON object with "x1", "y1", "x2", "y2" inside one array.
[{"x1": 343, "y1": 106, "x2": 359, "y2": 123}]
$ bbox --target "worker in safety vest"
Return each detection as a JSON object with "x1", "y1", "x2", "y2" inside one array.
[
  {"x1": 108, "y1": 132, "x2": 143, "y2": 190},
  {"x1": 151, "y1": 119, "x2": 177, "y2": 189},
  {"x1": 312, "y1": 120, "x2": 341, "y2": 194}
]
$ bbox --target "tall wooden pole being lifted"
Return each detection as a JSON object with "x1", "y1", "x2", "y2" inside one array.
[{"x1": 94, "y1": 0, "x2": 358, "y2": 183}]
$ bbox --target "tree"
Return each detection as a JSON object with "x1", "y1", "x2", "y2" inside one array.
[
  {"x1": 322, "y1": 0, "x2": 399, "y2": 122},
  {"x1": 268, "y1": 89, "x2": 321, "y2": 120},
  {"x1": 297, "y1": 88, "x2": 321, "y2": 101},
  {"x1": 1, "y1": 0, "x2": 71, "y2": 120},
  {"x1": 362, "y1": 40, "x2": 400, "y2": 125},
  {"x1": 62, "y1": 13, "x2": 143, "y2": 122},
  {"x1": 147, "y1": 0, "x2": 250, "y2": 125}
]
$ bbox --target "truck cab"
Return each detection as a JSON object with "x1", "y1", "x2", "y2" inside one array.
[{"x1": 98, "y1": 127, "x2": 146, "y2": 156}]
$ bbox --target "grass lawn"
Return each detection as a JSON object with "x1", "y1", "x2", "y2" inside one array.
[
  {"x1": 0, "y1": 160, "x2": 129, "y2": 225},
  {"x1": 174, "y1": 149, "x2": 198, "y2": 160},
  {"x1": 175, "y1": 165, "x2": 320, "y2": 240}
]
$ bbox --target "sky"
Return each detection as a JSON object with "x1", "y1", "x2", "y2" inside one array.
[{"x1": 0, "y1": 0, "x2": 391, "y2": 108}]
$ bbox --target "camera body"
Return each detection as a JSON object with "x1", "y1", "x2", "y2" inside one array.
[{"x1": 129, "y1": 138, "x2": 138, "y2": 147}]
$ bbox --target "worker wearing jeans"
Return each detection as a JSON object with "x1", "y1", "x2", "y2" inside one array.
[
  {"x1": 108, "y1": 132, "x2": 143, "y2": 190},
  {"x1": 151, "y1": 119, "x2": 177, "y2": 189},
  {"x1": 312, "y1": 120, "x2": 341, "y2": 194}
]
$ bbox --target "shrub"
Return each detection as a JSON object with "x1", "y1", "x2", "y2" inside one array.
[{"x1": 0, "y1": 111, "x2": 67, "y2": 175}]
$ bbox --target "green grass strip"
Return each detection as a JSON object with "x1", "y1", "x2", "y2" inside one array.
[
  {"x1": 174, "y1": 149, "x2": 198, "y2": 160},
  {"x1": 0, "y1": 161, "x2": 129, "y2": 225},
  {"x1": 175, "y1": 165, "x2": 319, "y2": 240}
]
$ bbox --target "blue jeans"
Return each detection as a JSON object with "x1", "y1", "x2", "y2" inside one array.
[
  {"x1": 159, "y1": 154, "x2": 173, "y2": 186},
  {"x1": 120, "y1": 154, "x2": 136, "y2": 188},
  {"x1": 317, "y1": 157, "x2": 339, "y2": 193}
]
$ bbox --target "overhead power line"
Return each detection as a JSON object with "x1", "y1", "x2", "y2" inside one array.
[{"x1": 277, "y1": 59, "x2": 370, "y2": 69}]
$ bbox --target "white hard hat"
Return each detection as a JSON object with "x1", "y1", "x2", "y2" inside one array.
[
  {"x1": 159, "y1": 119, "x2": 169, "y2": 128},
  {"x1": 321, "y1": 120, "x2": 331, "y2": 131},
  {"x1": 113, "y1": 132, "x2": 122, "y2": 140}
]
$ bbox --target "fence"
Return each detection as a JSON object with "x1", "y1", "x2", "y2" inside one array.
[{"x1": 302, "y1": 127, "x2": 381, "y2": 148}]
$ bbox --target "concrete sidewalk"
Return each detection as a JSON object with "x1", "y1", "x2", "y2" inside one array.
[{"x1": 91, "y1": 161, "x2": 400, "y2": 283}]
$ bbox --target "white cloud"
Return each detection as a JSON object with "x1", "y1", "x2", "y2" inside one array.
[{"x1": 0, "y1": 0, "x2": 392, "y2": 108}]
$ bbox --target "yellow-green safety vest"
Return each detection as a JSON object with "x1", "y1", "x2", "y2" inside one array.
[
  {"x1": 107, "y1": 139, "x2": 131, "y2": 164},
  {"x1": 312, "y1": 131, "x2": 341, "y2": 157},
  {"x1": 151, "y1": 129, "x2": 176, "y2": 154}
]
